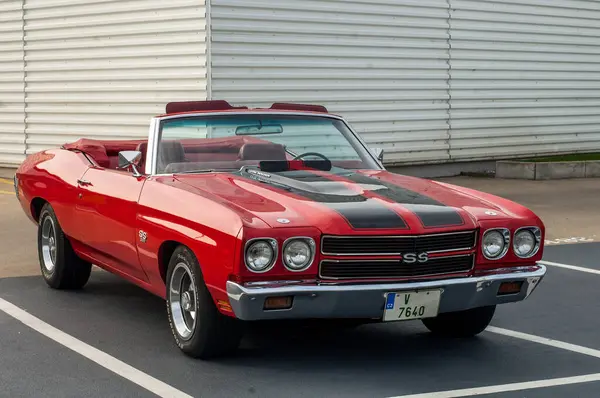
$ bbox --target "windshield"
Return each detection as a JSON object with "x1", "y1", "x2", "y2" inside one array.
[{"x1": 155, "y1": 114, "x2": 380, "y2": 174}]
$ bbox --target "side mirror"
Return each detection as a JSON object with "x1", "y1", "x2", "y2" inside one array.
[
  {"x1": 371, "y1": 147, "x2": 384, "y2": 163},
  {"x1": 118, "y1": 150, "x2": 143, "y2": 177}
]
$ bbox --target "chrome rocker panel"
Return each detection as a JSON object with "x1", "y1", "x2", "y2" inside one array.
[{"x1": 226, "y1": 265, "x2": 547, "y2": 321}]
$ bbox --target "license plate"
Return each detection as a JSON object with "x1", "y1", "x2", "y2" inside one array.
[{"x1": 383, "y1": 290, "x2": 442, "y2": 322}]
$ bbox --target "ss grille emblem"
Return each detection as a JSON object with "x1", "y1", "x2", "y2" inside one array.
[{"x1": 402, "y1": 252, "x2": 429, "y2": 264}]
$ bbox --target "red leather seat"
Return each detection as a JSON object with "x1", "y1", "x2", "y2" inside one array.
[{"x1": 238, "y1": 143, "x2": 287, "y2": 161}]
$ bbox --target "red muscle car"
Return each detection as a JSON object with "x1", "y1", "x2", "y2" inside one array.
[{"x1": 14, "y1": 100, "x2": 546, "y2": 359}]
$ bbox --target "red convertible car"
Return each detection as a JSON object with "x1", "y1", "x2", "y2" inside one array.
[{"x1": 14, "y1": 100, "x2": 546, "y2": 359}]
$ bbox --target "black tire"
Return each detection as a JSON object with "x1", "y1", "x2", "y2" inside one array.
[
  {"x1": 37, "y1": 203, "x2": 92, "y2": 290},
  {"x1": 421, "y1": 305, "x2": 496, "y2": 337},
  {"x1": 165, "y1": 245, "x2": 243, "y2": 359}
]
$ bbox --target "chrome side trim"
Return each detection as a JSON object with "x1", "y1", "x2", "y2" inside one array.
[
  {"x1": 244, "y1": 280, "x2": 318, "y2": 288},
  {"x1": 318, "y1": 254, "x2": 476, "y2": 281},
  {"x1": 320, "y1": 230, "x2": 477, "y2": 256}
]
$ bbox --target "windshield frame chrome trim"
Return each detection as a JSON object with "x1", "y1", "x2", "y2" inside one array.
[{"x1": 146, "y1": 111, "x2": 384, "y2": 176}]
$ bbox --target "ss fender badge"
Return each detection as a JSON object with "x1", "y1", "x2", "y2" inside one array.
[
  {"x1": 139, "y1": 230, "x2": 148, "y2": 243},
  {"x1": 277, "y1": 218, "x2": 290, "y2": 224}
]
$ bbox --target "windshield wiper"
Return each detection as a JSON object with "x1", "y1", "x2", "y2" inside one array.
[{"x1": 175, "y1": 169, "x2": 236, "y2": 174}]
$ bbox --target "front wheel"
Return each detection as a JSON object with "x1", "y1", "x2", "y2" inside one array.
[
  {"x1": 37, "y1": 203, "x2": 92, "y2": 289},
  {"x1": 421, "y1": 305, "x2": 496, "y2": 337},
  {"x1": 165, "y1": 245, "x2": 243, "y2": 359}
]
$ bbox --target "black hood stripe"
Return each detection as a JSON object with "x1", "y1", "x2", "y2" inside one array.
[
  {"x1": 342, "y1": 173, "x2": 464, "y2": 228},
  {"x1": 237, "y1": 169, "x2": 408, "y2": 230}
]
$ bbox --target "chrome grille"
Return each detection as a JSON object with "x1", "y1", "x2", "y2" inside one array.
[
  {"x1": 320, "y1": 254, "x2": 474, "y2": 280},
  {"x1": 321, "y1": 231, "x2": 477, "y2": 256}
]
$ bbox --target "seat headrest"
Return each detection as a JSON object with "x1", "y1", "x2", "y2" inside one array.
[
  {"x1": 238, "y1": 143, "x2": 286, "y2": 161},
  {"x1": 157, "y1": 141, "x2": 186, "y2": 173}
]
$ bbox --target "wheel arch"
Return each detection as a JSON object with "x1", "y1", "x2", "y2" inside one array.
[
  {"x1": 30, "y1": 197, "x2": 49, "y2": 222},
  {"x1": 157, "y1": 240, "x2": 184, "y2": 284}
]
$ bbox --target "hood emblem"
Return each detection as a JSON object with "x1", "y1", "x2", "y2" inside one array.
[
  {"x1": 247, "y1": 169, "x2": 271, "y2": 178},
  {"x1": 277, "y1": 218, "x2": 291, "y2": 224}
]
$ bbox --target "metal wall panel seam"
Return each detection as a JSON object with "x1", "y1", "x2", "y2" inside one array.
[
  {"x1": 206, "y1": 0, "x2": 212, "y2": 100},
  {"x1": 21, "y1": 0, "x2": 27, "y2": 159},
  {"x1": 445, "y1": 0, "x2": 452, "y2": 162}
]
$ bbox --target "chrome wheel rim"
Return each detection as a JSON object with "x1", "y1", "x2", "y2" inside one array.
[
  {"x1": 169, "y1": 262, "x2": 198, "y2": 340},
  {"x1": 41, "y1": 216, "x2": 57, "y2": 273}
]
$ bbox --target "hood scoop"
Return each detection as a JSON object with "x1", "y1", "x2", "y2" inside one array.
[{"x1": 241, "y1": 167, "x2": 358, "y2": 197}]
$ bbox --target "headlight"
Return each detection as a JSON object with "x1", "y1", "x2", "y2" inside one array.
[
  {"x1": 245, "y1": 239, "x2": 277, "y2": 272},
  {"x1": 283, "y1": 238, "x2": 315, "y2": 271},
  {"x1": 513, "y1": 228, "x2": 541, "y2": 258},
  {"x1": 482, "y1": 229, "x2": 509, "y2": 260}
]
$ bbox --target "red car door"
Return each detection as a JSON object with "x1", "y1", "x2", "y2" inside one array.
[{"x1": 74, "y1": 167, "x2": 149, "y2": 282}]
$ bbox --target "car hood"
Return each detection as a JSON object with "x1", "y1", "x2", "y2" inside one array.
[{"x1": 173, "y1": 168, "x2": 522, "y2": 234}]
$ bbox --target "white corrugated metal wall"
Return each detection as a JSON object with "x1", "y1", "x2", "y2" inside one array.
[
  {"x1": 4, "y1": 0, "x2": 600, "y2": 167},
  {"x1": 210, "y1": 0, "x2": 600, "y2": 166},
  {"x1": 1, "y1": 0, "x2": 207, "y2": 164},
  {"x1": 209, "y1": 0, "x2": 452, "y2": 165},
  {"x1": 0, "y1": 0, "x2": 26, "y2": 166},
  {"x1": 449, "y1": 0, "x2": 600, "y2": 161}
]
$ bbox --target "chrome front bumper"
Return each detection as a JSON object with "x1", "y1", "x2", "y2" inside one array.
[{"x1": 226, "y1": 265, "x2": 547, "y2": 321}]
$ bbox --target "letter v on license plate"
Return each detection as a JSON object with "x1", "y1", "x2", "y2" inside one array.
[{"x1": 383, "y1": 290, "x2": 442, "y2": 322}]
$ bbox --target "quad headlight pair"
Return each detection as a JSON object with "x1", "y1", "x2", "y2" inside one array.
[
  {"x1": 482, "y1": 227, "x2": 541, "y2": 260},
  {"x1": 244, "y1": 237, "x2": 316, "y2": 273}
]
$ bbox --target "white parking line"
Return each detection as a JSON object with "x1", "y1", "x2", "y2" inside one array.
[
  {"x1": 488, "y1": 326, "x2": 600, "y2": 359},
  {"x1": 388, "y1": 327, "x2": 600, "y2": 397},
  {"x1": 545, "y1": 236, "x2": 596, "y2": 246},
  {"x1": 387, "y1": 373, "x2": 600, "y2": 398},
  {"x1": 539, "y1": 260, "x2": 600, "y2": 276},
  {"x1": 0, "y1": 297, "x2": 192, "y2": 398}
]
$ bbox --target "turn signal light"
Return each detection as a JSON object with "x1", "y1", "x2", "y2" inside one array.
[
  {"x1": 498, "y1": 281, "x2": 523, "y2": 295},
  {"x1": 264, "y1": 296, "x2": 293, "y2": 310},
  {"x1": 217, "y1": 300, "x2": 233, "y2": 313}
]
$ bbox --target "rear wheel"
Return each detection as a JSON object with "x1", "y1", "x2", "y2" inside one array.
[
  {"x1": 37, "y1": 203, "x2": 92, "y2": 289},
  {"x1": 421, "y1": 305, "x2": 496, "y2": 337},
  {"x1": 166, "y1": 245, "x2": 243, "y2": 359}
]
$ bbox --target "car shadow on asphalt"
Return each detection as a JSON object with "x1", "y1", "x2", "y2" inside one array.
[
  {"x1": 0, "y1": 271, "x2": 496, "y2": 364},
  {"x1": 4, "y1": 270, "x2": 599, "y2": 397}
]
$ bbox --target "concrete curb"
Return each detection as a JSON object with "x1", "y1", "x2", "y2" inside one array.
[
  {"x1": 0, "y1": 167, "x2": 17, "y2": 179},
  {"x1": 496, "y1": 160, "x2": 600, "y2": 180}
]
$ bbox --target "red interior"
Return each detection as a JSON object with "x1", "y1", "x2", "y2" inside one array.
[
  {"x1": 62, "y1": 136, "x2": 365, "y2": 173},
  {"x1": 62, "y1": 138, "x2": 146, "y2": 170}
]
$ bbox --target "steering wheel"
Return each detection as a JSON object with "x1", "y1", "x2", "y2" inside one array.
[{"x1": 293, "y1": 152, "x2": 330, "y2": 161}]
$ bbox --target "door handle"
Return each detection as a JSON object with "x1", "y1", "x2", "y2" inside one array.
[{"x1": 77, "y1": 178, "x2": 92, "y2": 186}]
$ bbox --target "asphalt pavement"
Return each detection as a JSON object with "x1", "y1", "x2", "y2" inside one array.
[
  {"x1": 2, "y1": 176, "x2": 600, "y2": 397},
  {"x1": 0, "y1": 243, "x2": 599, "y2": 397}
]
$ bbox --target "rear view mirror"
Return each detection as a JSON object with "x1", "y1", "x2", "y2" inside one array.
[
  {"x1": 118, "y1": 150, "x2": 143, "y2": 177},
  {"x1": 236, "y1": 124, "x2": 283, "y2": 135}
]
